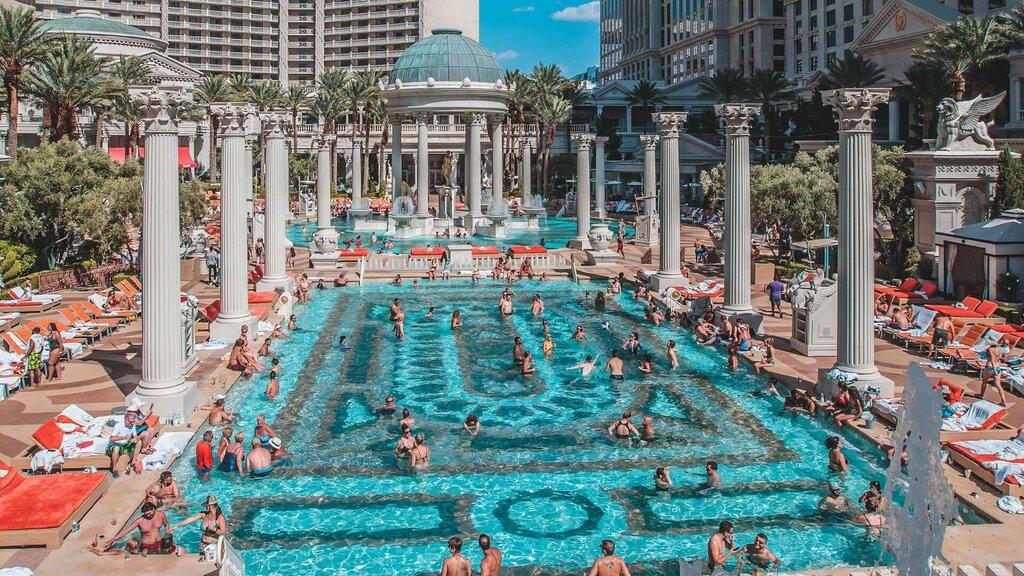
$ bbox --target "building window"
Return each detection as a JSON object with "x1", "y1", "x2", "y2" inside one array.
[
  {"x1": 774, "y1": 0, "x2": 784, "y2": 16},
  {"x1": 810, "y1": 14, "x2": 817, "y2": 28},
  {"x1": 810, "y1": 0, "x2": 818, "y2": 9},
  {"x1": 827, "y1": 51, "x2": 837, "y2": 66},
  {"x1": 826, "y1": 29, "x2": 836, "y2": 47},
  {"x1": 958, "y1": 0, "x2": 972, "y2": 13},
  {"x1": 794, "y1": 38, "x2": 803, "y2": 53},
  {"x1": 795, "y1": 0, "x2": 803, "y2": 15},
  {"x1": 843, "y1": 25, "x2": 854, "y2": 42},
  {"x1": 796, "y1": 19, "x2": 803, "y2": 32},
  {"x1": 862, "y1": 0, "x2": 873, "y2": 14},
  {"x1": 811, "y1": 55, "x2": 819, "y2": 69},
  {"x1": 773, "y1": 28, "x2": 785, "y2": 40},
  {"x1": 796, "y1": 59, "x2": 804, "y2": 73},
  {"x1": 773, "y1": 44, "x2": 785, "y2": 56},
  {"x1": 826, "y1": 10, "x2": 835, "y2": 25},
  {"x1": 843, "y1": 4, "x2": 854, "y2": 20},
  {"x1": 737, "y1": 0, "x2": 744, "y2": 19},
  {"x1": 990, "y1": 0, "x2": 1006, "y2": 7},
  {"x1": 810, "y1": 34, "x2": 818, "y2": 50}
]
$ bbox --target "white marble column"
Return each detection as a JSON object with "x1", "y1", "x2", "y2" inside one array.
[
  {"x1": 625, "y1": 105, "x2": 634, "y2": 133},
  {"x1": 310, "y1": 134, "x2": 340, "y2": 268},
  {"x1": 210, "y1": 103, "x2": 256, "y2": 341},
  {"x1": 415, "y1": 113, "x2": 430, "y2": 217},
  {"x1": 651, "y1": 112, "x2": 687, "y2": 291},
  {"x1": 888, "y1": 102, "x2": 900, "y2": 142},
  {"x1": 133, "y1": 89, "x2": 197, "y2": 418},
  {"x1": 257, "y1": 112, "x2": 290, "y2": 292},
  {"x1": 491, "y1": 118, "x2": 504, "y2": 204},
  {"x1": 825, "y1": 88, "x2": 894, "y2": 395},
  {"x1": 594, "y1": 136, "x2": 608, "y2": 219},
  {"x1": 390, "y1": 116, "x2": 403, "y2": 200},
  {"x1": 467, "y1": 113, "x2": 484, "y2": 218},
  {"x1": 569, "y1": 133, "x2": 596, "y2": 249},
  {"x1": 351, "y1": 141, "x2": 363, "y2": 207},
  {"x1": 717, "y1": 103, "x2": 761, "y2": 316},
  {"x1": 244, "y1": 136, "x2": 255, "y2": 220},
  {"x1": 633, "y1": 134, "x2": 659, "y2": 246},
  {"x1": 520, "y1": 139, "x2": 533, "y2": 202}
]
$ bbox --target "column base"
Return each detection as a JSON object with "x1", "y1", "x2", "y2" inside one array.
[
  {"x1": 818, "y1": 365, "x2": 895, "y2": 399},
  {"x1": 209, "y1": 314, "x2": 257, "y2": 341},
  {"x1": 130, "y1": 379, "x2": 199, "y2": 422},
  {"x1": 309, "y1": 252, "x2": 340, "y2": 269},
  {"x1": 650, "y1": 273, "x2": 687, "y2": 292},
  {"x1": 256, "y1": 277, "x2": 294, "y2": 293},
  {"x1": 567, "y1": 236, "x2": 592, "y2": 250},
  {"x1": 584, "y1": 249, "x2": 620, "y2": 266}
]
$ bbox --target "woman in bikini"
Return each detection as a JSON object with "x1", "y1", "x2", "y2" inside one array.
[
  {"x1": 754, "y1": 336, "x2": 776, "y2": 375},
  {"x1": 171, "y1": 496, "x2": 227, "y2": 551},
  {"x1": 45, "y1": 322, "x2": 65, "y2": 382},
  {"x1": 450, "y1": 310, "x2": 462, "y2": 331},
  {"x1": 825, "y1": 436, "x2": 848, "y2": 474},
  {"x1": 852, "y1": 498, "x2": 885, "y2": 537},
  {"x1": 521, "y1": 351, "x2": 536, "y2": 375}
]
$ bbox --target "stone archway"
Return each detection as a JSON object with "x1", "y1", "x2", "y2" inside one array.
[{"x1": 961, "y1": 187, "x2": 987, "y2": 226}]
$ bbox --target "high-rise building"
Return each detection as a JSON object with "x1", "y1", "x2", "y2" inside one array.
[
  {"x1": 27, "y1": 0, "x2": 478, "y2": 84},
  {"x1": 598, "y1": 0, "x2": 785, "y2": 86}
]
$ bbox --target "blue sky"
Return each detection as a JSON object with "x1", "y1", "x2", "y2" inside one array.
[{"x1": 480, "y1": 0, "x2": 600, "y2": 77}]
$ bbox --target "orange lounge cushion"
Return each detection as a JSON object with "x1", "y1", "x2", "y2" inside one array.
[
  {"x1": 0, "y1": 472, "x2": 106, "y2": 530},
  {"x1": 920, "y1": 282, "x2": 939, "y2": 297},
  {"x1": 897, "y1": 278, "x2": 921, "y2": 292},
  {"x1": 32, "y1": 420, "x2": 65, "y2": 451},
  {"x1": 924, "y1": 305, "x2": 985, "y2": 318},
  {"x1": 410, "y1": 248, "x2": 445, "y2": 257},
  {"x1": 248, "y1": 292, "x2": 277, "y2": 304},
  {"x1": 946, "y1": 443, "x2": 1023, "y2": 485},
  {"x1": 510, "y1": 245, "x2": 548, "y2": 255},
  {"x1": 0, "y1": 301, "x2": 46, "y2": 307},
  {"x1": 974, "y1": 300, "x2": 999, "y2": 318},
  {"x1": 338, "y1": 248, "x2": 370, "y2": 257},
  {"x1": 471, "y1": 246, "x2": 500, "y2": 255}
]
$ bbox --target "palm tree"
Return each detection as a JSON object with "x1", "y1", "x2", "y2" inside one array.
[
  {"x1": 194, "y1": 74, "x2": 233, "y2": 180},
  {"x1": 103, "y1": 56, "x2": 151, "y2": 151},
  {"x1": 248, "y1": 80, "x2": 282, "y2": 189},
  {"x1": 112, "y1": 97, "x2": 143, "y2": 157},
  {"x1": 282, "y1": 83, "x2": 311, "y2": 152},
  {"x1": 894, "y1": 61, "x2": 953, "y2": 139},
  {"x1": 914, "y1": 16, "x2": 1006, "y2": 99},
  {"x1": 534, "y1": 94, "x2": 572, "y2": 196},
  {"x1": 365, "y1": 96, "x2": 389, "y2": 186},
  {"x1": 817, "y1": 54, "x2": 885, "y2": 90},
  {"x1": 0, "y1": 6, "x2": 51, "y2": 158},
  {"x1": 26, "y1": 36, "x2": 109, "y2": 143},
  {"x1": 318, "y1": 69, "x2": 349, "y2": 93},
  {"x1": 528, "y1": 63, "x2": 570, "y2": 187},
  {"x1": 353, "y1": 69, "x2": 387, "y2": 187},
  {"x1": 746, "y1": 69, "x2": 795, "y2": 162},
  {"x1": 626, "y1": 80, "x2": 665, "y2": 134},
  {"x1": 1005, "y1": 2, "x2": 1024, "y2": 49},
  {"x1": 228, "y1": 73, "x2": 254, "y2": 101},
  {"x1": 699, "y1": 67, "x2": 749, "y2": 103}
]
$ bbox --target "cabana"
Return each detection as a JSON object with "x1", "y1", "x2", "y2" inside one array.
[{"x1": 936, "y1": 208, "x2": 1024, "y2": 301}]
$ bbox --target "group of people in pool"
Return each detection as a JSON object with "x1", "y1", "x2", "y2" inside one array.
[{"x1": 191, "y1": 411, "x2": 287, "y2": 479}]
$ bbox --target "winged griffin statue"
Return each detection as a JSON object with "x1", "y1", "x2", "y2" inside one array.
[{"x1": 934, "y1": 92, "x2": 1005, "y2": 151}]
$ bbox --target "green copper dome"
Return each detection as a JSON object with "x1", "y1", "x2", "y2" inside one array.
[
  {"x1": 41, "y1": 12, "x2": 159, "y2": 43},
  {"x1": 390, "y1": 29, "x2": 503, "y2": 84}
]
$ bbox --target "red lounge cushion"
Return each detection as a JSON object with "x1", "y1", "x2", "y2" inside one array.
[
  {"x1": 924, "y1": 305, "x2": 984, "y2": 318},
  {"x1": 0, "y1": 461, "x2": 24, "y2": 495},
  {"x1": 979, "y1": 407, "x2": 1009, "y2": 430},
  {"x1": 920, "y1": 282, "x2": 939, "y2": 297},
  {"x1": 471, "y1": 246, "x2": 500, "y2": 255},
  {"x1": 248, "y1": 292, "x2": 277, "y2": 304},
  {"x1": 0, "y1": 301, "x2": 45, "y2": 307},
  {"x1": 410, "y1": 248, "x2": 445, "y2": 257},
  {"x1": 337, "y1": 248, "x2": 370, "y2": 257},
  {"x1": 974, "y1": 300, "x2": 999, "y2": 318},
  {"x1": 0, "y1": 472, "x2": 106, "y2": 530},
  {"x1": 32, "y1": 420, "x2": 65, "y2": 451},
  {"x1": 897, "y1": 278, "x2": 921, "y2": 292},
  {"x1": 935, "y1": 378, "x2": 965, "y2": 404},
  {"x1": 510, "y1": 245, "x2": 548, "y2": 255},
  {"x1": 962, "y1": 296, "x2": 982, "y2": 311}
]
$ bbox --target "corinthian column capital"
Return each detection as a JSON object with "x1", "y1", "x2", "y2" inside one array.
[
  {"x1": 572, "y1": 132, "x2": 596, "y2": 151},
  {"x1": 823, "y1": 88, "x2": 891, "y2": 133},
  {"x1": 132, "y1": 88, "x2": 190, "y2": 134},
  {"x1": 640, "y1": 134, "x2": 660, "y2": 151},
  {"x1": 259, "y1": 111, "x2": 286, "y2": 139},
  {"x1": 214, "y1": 103, "x2": 254, "y2": 137},
  {"x1": 653, "y1": 112, "x2": 688, "y2": 137},
  {"x1": 715, "y1": 103, "x2": 762, "y2": 137}
]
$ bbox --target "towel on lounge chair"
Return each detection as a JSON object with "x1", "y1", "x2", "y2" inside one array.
[
  {"x1": 141, "y1": 431, "x2": 192, "y2": 471},
  {"x1": 942, "y1": 400, "x2": 1007, "y2": 431},
  {"x1": 985, "y1": 460, "x2": 1024, "y2": 485},
  {"x1": 7, "y1": 287, "x2": 62, "y2": 304},
  {"x1": 998, "y1": 495, "x2": 1024, "y2": 513},
  {"x1": 30, "y1": 449, "x2": 64, "y2": 473}
]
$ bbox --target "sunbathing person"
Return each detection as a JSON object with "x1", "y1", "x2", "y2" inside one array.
[
  {"x1": 238, "y1": 325, "x2": 264, "y2": 371},
  {"x1": 103, "y1": 502, "x2": 173, "y2": 556},
  {"x1": 228, "y1": 339, "x2": 254, "y2": 378},
  {"x1": 107, "y1": 412, "x2": 140, "y2": 478},
  {"x1": 783, "y1": 389, "x2": 817, "y2": 416},
  {"x1": 833, "y1": 390, "x2": 863, "y2": 428},
  {"x1": 754, "y1": 336, "x2": 776, "y2": 375},
  {"x1": 980, "y1": 343, "x2": 1009, "y2": 406}
]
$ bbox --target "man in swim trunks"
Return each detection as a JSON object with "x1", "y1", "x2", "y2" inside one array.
[
  {"x1": 707, "y1": 521, "x2": 738, "y2": 572},
  {"x1": 145, "y1": 471, "x2": 180, "y2": 507},
  {"x1": 479, "y1": 534, "x2": 503, "y2": 576},
  {"x1": 607, "y1": 412, "x2": 640, "y2": 439},
  {"x1": 103, "y1": 502, "x2": 171, "y2": 555},
  {"x1": 567, "y1": 355, "x2": 598, "y2": 376},
  {"x1": 641, "y1": 416, "x2": 656, "y2": 441},
  {"x1": 202, "y1": 397, "x2": 235, "y2": 426},
  {"x1": 106, "y1": 412, "x2": 138, "y2": 478},
  {"x1": 737, "y1": 533, "x2": 781, "y2": 572},
  {"x1": 440, "y1": 536, "x2": 473, "y2": 576},
  {"x1": 395, "y1": 425, "x2": 416, "y2": 459},
  {"x1": 195, "y1": 430, "x2": 214, "y2": 481},
  {"x1": 605, "y1": 350, "x2": 624, "y2": 380},
  {"x1": 587, "y1": 539, "x2": 631, "y2": 576},
  {"x1": 246, "y1": 438, "x2": 274, "y2": 477},
  {"x1": 377, "y1": 395, "x2": 398, "y2": 415}
]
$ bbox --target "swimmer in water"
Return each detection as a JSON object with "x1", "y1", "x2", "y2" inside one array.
[
  {"x1": 531, "y1": 294, "x2": 545, "y2": 315},
  {"x1": 425, "y1": 306, "x2": 435, "y2": 319},
  {"x1": 638, "y1": 354, "x2": 653, "y2": 374},
  {"x1": 605, "y1": 350, "x2": 624, "y2": 380},
  {"x1": 451, "y1": 310, "x2": 463, "y2": 330},
  {"x1": 573, "y1": 325, "x2": 586, "y2": 341},
  {"x1": 566, "y1": 355, "x2": 598, "y2": 376},
  {"x1": 543, "y1": 333, "x2": 555, "y2": 357},
  {"x1": 667, "y1": 340, "x2": 680, "y2": 369},
  {"x1": 607, "y1": 412, "x2": 640, "y2": 439},
  {"x1": 512, "y1": 337, "x2": 525, "y2": 363},
  {"x1": 521, "y1": 351, "x2": 536, "y2": 375},
  {"x1": 705, "y1": 461, "x2": 721, "y2": 488}
]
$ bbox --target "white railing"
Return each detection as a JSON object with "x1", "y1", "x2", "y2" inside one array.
[{"x1": 358, "y1": 252, "x2": 569, "y2": 273}]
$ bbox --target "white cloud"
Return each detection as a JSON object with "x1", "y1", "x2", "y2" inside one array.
[
  {"x1": 551, "y1": 1, "x2": 600, "y2": 22},
  {"x1": 512, "y1": 5, "x2": 535, "y2": 12},
  {"x1": 493, "y1": 50, "x2": 520, "y2": 60}
]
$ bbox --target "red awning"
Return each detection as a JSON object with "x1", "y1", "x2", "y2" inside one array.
[{"x1": 108, "y1": 147, "x2": 198, "y2": 169}]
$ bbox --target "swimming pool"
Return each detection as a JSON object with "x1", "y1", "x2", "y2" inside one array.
[
  {"x1": 169, "y1": 280, "x2": 893, "y2": 575},
  {"x1": 286, "y1": 216, "x2": 631, "y2": 252}
]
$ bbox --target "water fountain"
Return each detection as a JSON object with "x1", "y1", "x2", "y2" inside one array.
[
  {"x1": 478, "y1": 194, "x2": 510, "y2": 238},
  {"x1": 522, "y1": 193, "x2": 546, "y2": 230},
  {"x1": 389, "y1": 195, "x2": 418, "y2": 239}
]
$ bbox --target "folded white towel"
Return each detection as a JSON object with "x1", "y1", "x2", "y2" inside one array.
[{"x1": 142, "y1": 431, "x2": 193, "y2": 471}]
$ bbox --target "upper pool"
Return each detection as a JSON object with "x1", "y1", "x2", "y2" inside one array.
[
  {"x1": 286, "y1": 216, "x2": 632, "y2": 252},
  {"x1": 168, "y1": 280, "x2": 890, "y2": 575}
]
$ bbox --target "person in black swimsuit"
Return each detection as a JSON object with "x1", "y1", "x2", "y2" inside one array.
[{"x1": 607, "y1": 412, "x2": 640, "y2": 439}]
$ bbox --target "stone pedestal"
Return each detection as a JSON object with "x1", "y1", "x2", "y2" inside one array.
[
  {"x1": 445, "y1": 243, "x2": 474, "y2": 270},
  {"x1": 821, "y1": 88, "x2": 894, "y2": 397},
  {"x1": 790, "y1": 279, "x2": 839, "y2": 356},
  {"x1": 257, "y1": 113, "x2": 292, "y2": 292},
  {"x1": 908, "y1": 150, "x2": 1001, "y2": 262},
  {"x1": 415, "y1": 113, "x2": 430, "y2": 218},
  {"x1": 651, "y1": 113, "x2": 688, "y2": 292},
  {"x1": 584, "y1": 222, "x2": 619, "y2": 265},
  {"x1": 568, "y1": 133, "x2": 596, "y2": 249},
  {"x1": 133, "y1": 89, "x2": 198, "y2": 419},
  {"x1": 210, "y1": 103, "x2": 256, "y2": 341},
  {"x1": 717, "y1": 103, "x2": 761, "y2": 316}
]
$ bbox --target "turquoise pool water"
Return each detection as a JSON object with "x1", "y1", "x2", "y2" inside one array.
[
  {"x1": 168, "y1": 280, "x2": 892, "y2": 575},
  {"x1": 286, "y1": 216, "x2": 631, "y2": 252}
]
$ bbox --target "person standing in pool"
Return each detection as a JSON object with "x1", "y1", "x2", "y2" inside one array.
[
  {"x1": 440, "y1": 536, "x2": 472, "y2": 576},
  {"x1": 512, "y1": 337, "x2": 525, "y2": 363},
  {"x1": 532, "y1": 294, "x2": 545, "y2": 315},
  {"x1": 393, "y1": 305, "x2": 406, "y2": 339},
  {"x1": 265, "y1": 358, "x2": 281, "y2": 400},
  {"x1": 707, "y1": 521, "x2": 738, "y2": 572},
  {"x1": 705, "y1": 461, "x2": 721, "y2": 488},
  {"x1": 587, "y1": 539, "x2": 631, "y2": 576},
  {"x1": 217, "y1": 432, "x2": 246, "y2": 475},
  {"x1": 521, "y1": 351, "x2": 536, "y2": 375},
  {"x1": 737, "y1": 533, "x2": 781, "y2": 572},
  {"x1": 825, "y1": 436, "x2": 848, "y2": 474},
  {"x1": 478, "y1": 534, "x2": 502, "y2": 576},
  {"x1": 607, "y1": 412, "x2": 639, "y2": 439},
  {"x1": 395, "y1": 425, "x2": 416, "y2": 459},
  {"x1": 451, "y1": 310, "x2": 463, "y2": 330},
  {"x1": 655, "y1": 467, "x2": 672, "y2": 490},
  {"x1": 377, "y1": 395, "x2": 397, "y2": 415},
  {"x1": 410, "y1": 433, "x2": 430, "y2": 469},
  {"x1": 399, "y1": 408, "x2": 416, "y2": 429},
  {"x1": 667, "y1": 340, "x2": 680, "y2": 369},
  {"x1": 567, "y1": 355, "x2": 598, "y2": 376},
  {"x1": 605, "y1": 350, "x2": 625, "y2": 380},
  {"x1": 246, "y1": 438, "x2": 273, "y2": 477}
]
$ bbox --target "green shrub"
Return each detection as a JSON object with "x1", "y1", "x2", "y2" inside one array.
[
  {"x1": 997, "y1": 271, "x2": 1021, "y2": 303},
  {"x1": 0, "y1": 241, "x2": 37, "y2": 284}
]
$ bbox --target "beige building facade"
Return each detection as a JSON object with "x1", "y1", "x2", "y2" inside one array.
[{"x1": 27, "y1": 0, "x2": 478, "y2": 84}]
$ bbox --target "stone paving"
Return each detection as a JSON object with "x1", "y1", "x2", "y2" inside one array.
[{"x1": 1, "y1": 223, "x2": 1024, "y2": 574}]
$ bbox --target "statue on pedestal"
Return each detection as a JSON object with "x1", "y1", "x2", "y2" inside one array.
[{"x1": 934, "y1": 93, "x2": 1005, "y2": 151}]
